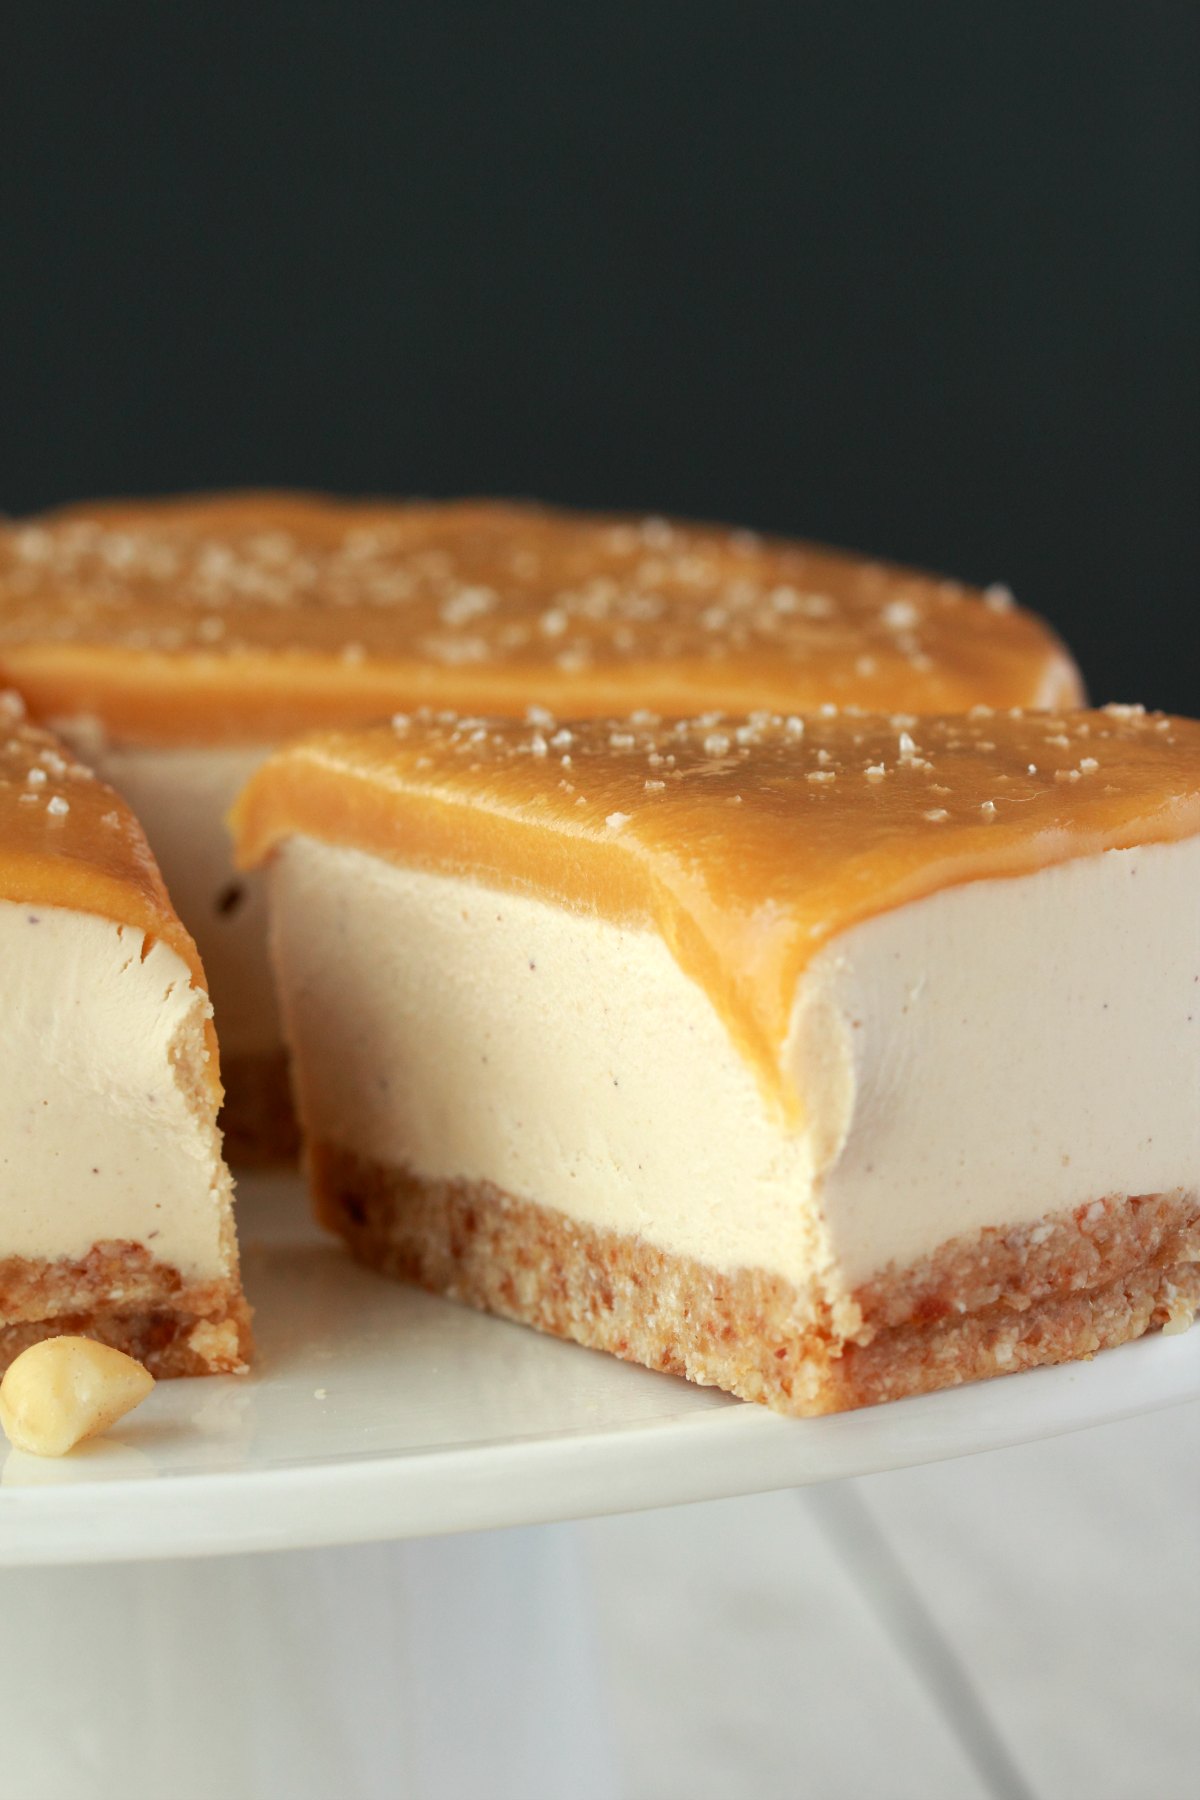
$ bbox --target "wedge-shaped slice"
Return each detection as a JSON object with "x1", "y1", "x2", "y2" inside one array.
[
  {"x1": 0, "y1": 494, "x2": 1083, "y2": 1159},
  {"x1": 233, "y1": 701, "x2": 1200, "y2": 1414},
  {"x1": 0, "y1": 693, "x2": 249, "y2": 1375}
]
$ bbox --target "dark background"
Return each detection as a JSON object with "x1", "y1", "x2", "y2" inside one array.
[{"x1": 3, "y1": 2, "x2": 1197, "y2": 710}]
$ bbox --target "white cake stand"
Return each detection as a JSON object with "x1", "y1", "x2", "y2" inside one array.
[{"x1": 2, "y1": 1174, "x2": 1196, "y2": 1798}]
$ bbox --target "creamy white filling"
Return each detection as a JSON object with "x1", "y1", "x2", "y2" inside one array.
[
  {"x1": 272, "y1": 840, "x2": 826, "y2": 1294},
  {"x1": 270, "y1": 835, "x2": 1200, "y2": 1293},
  {"x1": 271, "y1": 835, "x2": 1200, "y2": 1288},
  {"x1": 0, "y1": 901, "x2": 233, "y2": 1278},
  {"x1": 53, "y1": 724, "x2": 275, "y2": 1059},
  {"x1": 791, "y1": 843, "x2": 1200, "y2": 1280}
]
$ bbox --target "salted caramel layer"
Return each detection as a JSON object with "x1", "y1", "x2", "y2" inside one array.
[
  {"x1": 0, "y1": 494, "x2": 1082, "y2": 743},
  {"x1": 233, "y1": 704, "x2": 1200, "y2": 1115},
  {"x1": 0, "y1": 691, "x2": 207, "y2": 1003}
]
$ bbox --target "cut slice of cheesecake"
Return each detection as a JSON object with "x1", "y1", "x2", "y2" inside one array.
[
  {"x1": 0, "y1": 493, "x2": 1084, "y2": 1159},
  {"x1": 0, "y1": 692, "x2": 250, "y2": 1376},
  {"x1": 233, "y1": 703, "x2": 1199, "y2": 1415}
]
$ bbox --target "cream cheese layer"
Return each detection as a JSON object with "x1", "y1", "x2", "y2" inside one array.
[
  {"x1": 0, "y1": 901, "x2": 234, "y2": 1278},
  {"x1": 54, "y1": 723, "x2": 275, "y2": 1058},
  {"x1": 270, "y1": 839, "x2": 826, "y2": 1294},
  {"x1": 790, "y1": 838, "x2": 1200, "y2": 1283},
  {"x1": 269, "y1": 836, "x2": 1200, "y2": 1293}
]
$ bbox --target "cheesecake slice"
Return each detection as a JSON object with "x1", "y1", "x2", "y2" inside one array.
[
  {"x1": 0, "y1": 494, "x2": 1083, "y2": 1159},
  {"x1": 233, "y1": 703, "x2": 1199, "y2": 1415},
  {"x1": 0, "y1": 692, "x2": 249, "y2": 1376}
]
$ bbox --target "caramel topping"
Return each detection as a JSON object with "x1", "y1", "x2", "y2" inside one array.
[
  {"x1": 0, "y1": 691, "x2": 213, "y2": 1071},
  {"x1": 0, "y1": 494, "x2": 1081, "y2": 744},
  {"x1": 233, "y1": 704, "x2": 1200, "y2": 1118}
]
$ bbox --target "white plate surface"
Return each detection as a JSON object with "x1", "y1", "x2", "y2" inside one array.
[{"x1": 1, "y1": 1173, "x2": 1197, "y2": 1566}]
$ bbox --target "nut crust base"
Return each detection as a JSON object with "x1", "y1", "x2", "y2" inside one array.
[
  {"x1": 0, "y1": 1241, "x2": 252, "y2": 1378},
  {"x1": 311, "y1": 1143, "x2": 1200, "y2": 1415}
]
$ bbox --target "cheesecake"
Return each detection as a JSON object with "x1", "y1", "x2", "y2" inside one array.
[
  {"x1": 0, "y1": 493, "x2": 1083, "y2": 1158},
  {"x1": 0, "y1": 691, "x2": 249, "y2": 1376},
  {"x1": 233, "y1": 703, "x2": 1199, "y2": 1415}
]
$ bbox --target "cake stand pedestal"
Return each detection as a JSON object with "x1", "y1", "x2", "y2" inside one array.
[{"x1": 0, "y1": 1527, "x2": 617, "y2": 1800}]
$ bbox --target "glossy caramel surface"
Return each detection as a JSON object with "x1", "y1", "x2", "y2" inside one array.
[
  {"x1": 0, "y1": 692, "x2": 207, "y2": 998},
  {"x1": 233, "y1": 703, "x2": 1200, "y2": 1114},
  {"x1": 0, "y1": 494, "x2": 1081, "y2": 744}
]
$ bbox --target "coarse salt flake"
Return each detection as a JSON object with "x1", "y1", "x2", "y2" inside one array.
[{"x1": 882, "y1": 599, "x2": 918, "y2": 631}]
